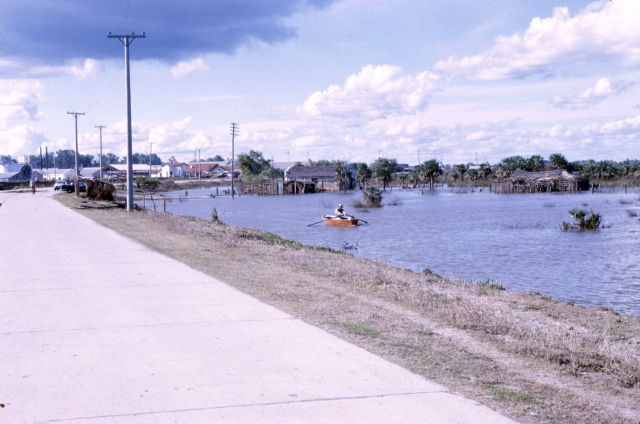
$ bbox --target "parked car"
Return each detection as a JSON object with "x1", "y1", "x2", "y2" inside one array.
[
  {"x1": 59, "y1": 181, "x2": 86, "y2": 193},
  {"x1": 53, "y1": 180, "x2": 70, "y2": 191}
]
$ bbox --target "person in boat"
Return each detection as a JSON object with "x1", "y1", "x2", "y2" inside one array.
[{"x1": 335, "y1": 204, "x2": 347, "y2": 218}]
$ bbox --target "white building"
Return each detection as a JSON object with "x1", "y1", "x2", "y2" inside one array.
[
  {"x1": 109, "y1": 164, "x2": 161, "y2": 176},
  {"x1": 159, "y1": 163, "x2": 187, "y2": 178},
  {"x1": 31, "y1": 168, "x2": 71, "y2": 181}
]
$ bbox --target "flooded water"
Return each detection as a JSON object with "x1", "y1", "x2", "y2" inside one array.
[{"x1": 151, "y1": 186, "x2": 640, "y2": 316}]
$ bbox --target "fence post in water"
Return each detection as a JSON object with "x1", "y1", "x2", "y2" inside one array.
[{"x1": 163, "y1": 198, "x2": 166, "y2": 212}]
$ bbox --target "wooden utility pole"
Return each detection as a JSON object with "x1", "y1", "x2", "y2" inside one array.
[
  {"x1": 95, "y1": 126, "x2": 106, "y2": 180},
  {"x1": 108, "y1": 31, "x2": 146, "y2": 211},
  {"x1": 230, "y1": 123, "x2": 238, "y2": 198},
  {"x1": 148, "y1": 141, "x2": 155, "y2": 178},
  {"x1": 67, "y1": 111, "x2": 85, "y2": 196}
]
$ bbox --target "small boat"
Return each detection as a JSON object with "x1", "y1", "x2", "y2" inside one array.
[{"x1": 322, "y1": 215, "x2": 359, "y2": 226}]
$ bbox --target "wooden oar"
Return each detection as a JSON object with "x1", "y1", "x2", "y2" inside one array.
[
  {"x1": 308, "y1": 221, "x2": 325, "y2": 226},
  {"x1": 358, "y1": 219, "x2": 369, "y2": 224}
]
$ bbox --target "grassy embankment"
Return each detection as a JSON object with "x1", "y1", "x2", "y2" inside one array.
[{"x1": 57, "y1": 193, "x2": 640, "y2": 424}]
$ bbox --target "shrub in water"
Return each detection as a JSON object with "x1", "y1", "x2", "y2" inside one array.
[
  {"x1": 362, "y1": 186, "x2": 382, "y2": 207},
  {"x1": 561, "y1": 209, "x2": 602, "y2": 231}
]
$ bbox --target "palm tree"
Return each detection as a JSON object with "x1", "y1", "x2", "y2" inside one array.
[
  {"x1": 454, "y1": 164, "x2": 467, "y2": 181},
  {"x1": 527, "y1": 155, "x2": 545, "y2": 171},
  {"x1": 478, "y1": 163, "x2": 492, "y2": 180},
  {"x1": 355, "y1": 163, "x2": 372, "y2": 189},
  {"x1": 371, "y1": 157, "x2": 397, "y2": 190},
  {"x1": 548, "y1": 153, "x2": 568, "y2": 170},
  {"x1": 334, "y1": 161, "x2": 352, "y2": 193}
]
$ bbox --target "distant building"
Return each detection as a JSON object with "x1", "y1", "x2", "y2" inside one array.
[
  {"x1": 394, "y1": 163, "x2": 410, "y2": 172},
  {"x1": 0, "y1": 163, "x2": 32, "y2": 181},
  {"x1": 271, "y1": 160, "x2": 310, "y2": 171},
  {"x1": 17, "y1": 156, "x2": 30, "y2": 164},
  {"x1": 159, "y1": 163, "x2": 187, "y2": 178},
  {"x1": 109, "y1": 164, "x2": 160, "y2": 176},
  {"x1": 285, "y1": 164, "x2": 355, "y2": 190},
  {"x1": 32, "y1": 168, "x2": 71, "y2": 181},
  {"x1": 185, "y1": 163, "x2": 222, "y2": 178}
]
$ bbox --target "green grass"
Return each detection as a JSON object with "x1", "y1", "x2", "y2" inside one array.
[
  {"x1": 328, "y1": 321, "x2": 381, "y2": 338},
  {"x1": 482, "y1": 384, "x2": 532, "y2": 404}
]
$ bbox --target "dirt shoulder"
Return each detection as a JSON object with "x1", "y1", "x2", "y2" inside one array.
[{"x1": 56, "y1": 193, "x2": 640, "y2": 424}]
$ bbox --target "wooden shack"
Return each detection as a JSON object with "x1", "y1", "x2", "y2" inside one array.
[{"x1": 493, "y1": 170, "x2": 589, "y2": 193}]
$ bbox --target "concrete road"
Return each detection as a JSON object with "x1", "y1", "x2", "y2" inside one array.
[{"x1": 0, "y1": 190, "x2": 517, "y2": 423}]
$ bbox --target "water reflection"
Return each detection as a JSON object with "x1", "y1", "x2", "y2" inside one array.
[{"x1": 154, "y1": 187, "x2": 640, "y2": 316}]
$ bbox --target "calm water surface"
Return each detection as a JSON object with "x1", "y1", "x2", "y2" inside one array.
[{"x1": 155, "y1": 187, "x2": 640, "y2": 315}]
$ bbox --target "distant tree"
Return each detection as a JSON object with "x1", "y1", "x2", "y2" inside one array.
[
  {"x1": 102, "y1": 153, "x2": 120, "y2": 165},
  {"x1": 548, "y1": 153, "x2": 569, "y2": 170},
  {"x1": 334, "y1": 161, "x2": 353, "y2": 193},
  {"x1": 478, "y1": 162, "x2": 492, "y2": 180},
  {"x1": 527, "y1": 155, "x2": 545, "y2": 171},
  {"x1": 309, "y1": 158, "x2": 339, "y2": 166},
  {"x1": 295, "y1": 161, "x2": 304, "y2": 167},
  {"x1": 261, "y1": 167, "x2": 284, "y2": 179},
  {"x1": 408, "y1": 169, "x2": 421, "y2": 187},
  {"x1": 371, "y1": 157, "x2": 397, "y2": 190},
  {"x1": 206, "y1": 155, "x2": 224, "y2": 162},
  {"x1": 496, "y1": 155, "x2": 528, "y2": 177},
  {"x1": 450, "y1": 171, "x2": 459, "y2": 182},
  {"x1": 354, "y1": 163, "x2": 372, "y2": 188},
  {"x1": 394, "y1": 172, "x2": 409, "y2": 186},
  {"x1": 237, "y1": 150, "x2": 271, "y2": 176},
  {"x1": 466, "y1": 168, "x2": 479, "y2": 180},
  {"x1": 168, "y1": 156, "x2": 178, "y2": 163},
  {"x1": 54, "y1": 150, "x2": 76, "y2": 169},
  {"x1": 0, "y1": 155, "x2": 18, "y2": 165},
  {"x1": 417, "y1": 159, "x2": 442, "y2": 190},
  {"x1": 454, "y1": 164, "x2": 467, "y2": 181}
]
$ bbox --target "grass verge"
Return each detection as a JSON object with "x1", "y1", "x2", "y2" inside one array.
[{"x1": 56, "y1": 193, "x2": 640, "y2": 424}]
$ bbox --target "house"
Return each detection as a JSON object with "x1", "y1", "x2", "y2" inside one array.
[
  {"x1": 285, "y1": 164, "x2": 355, "y2": 190},
  {"x1": 494, "y1": 170, "x2": 589, "y2": 193},
  {"x1": 0, "y1": 163, "x2": 32, "y2": 181},
  {"x1": 80, "y1": 165, "x2": 119, "y2": 179},
  {"x1": 271, "y1": 160, "x2": 309, "y2": 170},
  {"x1": 31, "y1": 168, "x2": 71, "y2": 181},
  {"x1": 394, "y1": 163, "x2": 410, "y2": 173},
  {"x1": 159, "y1": 163, "x2": 187, "y2": 178},
  {"x1": 185, "y1": 163, "x2": 222, "y2": 178},
  {"x1": 109, "y1": 164, "x2": 161, "y2": 176}
]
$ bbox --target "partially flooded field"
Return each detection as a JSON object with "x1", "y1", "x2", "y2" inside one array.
[{"x1": 153, "y1": 187, "x2": 640, "y2": 316}]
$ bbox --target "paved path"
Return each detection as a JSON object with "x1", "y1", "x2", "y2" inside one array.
[{"x1": 0, "y1": 190, "x2": 516, "y2": 423}]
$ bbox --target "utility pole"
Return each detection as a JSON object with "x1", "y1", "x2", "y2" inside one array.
[
  {"x1": 95, "y1": 126, "x2": 106, "y2": 180},
  {"x1": 108, "y1": 31, "x2": 146, "y2": 212},
  {"x1": 39, "y1": 147, "x2": 43, "y2": 170},
  {"x1": 67, "y1": 111, "x2": 85, "y2": 197},
  {"x1": 286, "y1": 150, "x2": 290, "y2": 169},
  {"x1": 198, "y1": 148, "x2": 201, "y2": 181},
  {"x1": 46, "y1": 146, "x2": 48, "y2": 169},
  {"x1": 148, "y1": 142, "x2": 155, "y2": 178},
  {"x1": 230, "y1": 123, "x2": 238, "y2": 198}
]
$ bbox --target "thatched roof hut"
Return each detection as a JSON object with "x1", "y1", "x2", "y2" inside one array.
[{"x1": 494, "y1": 169, "x2": 589, "y2": 193}]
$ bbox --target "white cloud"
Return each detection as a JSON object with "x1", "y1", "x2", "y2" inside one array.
[
  {"x1": 0, "y1": 58, "x2": 105, "y2": 79},
  {"x1": 434, "y1": 1, "x2": 640, "y2": 80},
  {"x1": 0, "y1": 125, "x2": 48, "y2": 156},
  {"x1": 0, "y1": 80, "x2": 46, "y2": 120},
  {"x1": 550, "y1": 78, "x2": 634, "y2": 109},
  {"x1": 299, "y1": 65, "x2": 439, "y2": 119},
  {"x1": 171, "y1": 58, "x2": 209, "y2": 79}
]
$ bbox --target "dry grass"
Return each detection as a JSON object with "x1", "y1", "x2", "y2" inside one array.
[{"x1": 58, "y1": 193, "x2": 640, "y2": 424}]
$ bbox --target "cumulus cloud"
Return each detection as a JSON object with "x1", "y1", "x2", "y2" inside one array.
[
  {"x1": 1, "y1": 0, "x2": 337, "y2": 66},
  {"x1": 171, "y1": 58, "x2": 209, "y2": 79},
  {"x1": 0, "y1": 80, "x2": 47, "y2": 121},
  {"x1": 299, "y1": 65, "x2": 439, "y2": 119},
  {"x1": 550, "y1": 78, "x2": 634, "y2": 109},
  {"x1": 433, "y1": 0, "x2": 640, "y2": 80},
  {"x1": 0, "y1": 125, "x2": 49, "y2": 156}
]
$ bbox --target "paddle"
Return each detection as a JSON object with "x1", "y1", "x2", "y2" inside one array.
[
  {"x1": 307, "y1": 221, "x2": 325, "y2": 226},
  {"x1": 358, "y1": 219, "x2": 369, "y2": 224}
]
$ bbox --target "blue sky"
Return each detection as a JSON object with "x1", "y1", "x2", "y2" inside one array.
[{"x1": 2, "y1": 0, "x2": 639, "y2": 165}]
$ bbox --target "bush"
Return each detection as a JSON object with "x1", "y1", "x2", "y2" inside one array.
[
  {"x1": 561, "y1": 209, "x2": 603, "y2": 231},
  {"x1": 362, "y1": 186, "x2": 382, "y2": 207}
]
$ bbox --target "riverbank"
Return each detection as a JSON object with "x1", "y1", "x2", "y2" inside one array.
[{"x1": 56, "y1": 193, "x2": 640, "y2": 423}]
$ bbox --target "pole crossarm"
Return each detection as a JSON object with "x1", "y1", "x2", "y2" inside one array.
[{"x1": 108, "y1": 33, "x2": 146, "y2": 47}]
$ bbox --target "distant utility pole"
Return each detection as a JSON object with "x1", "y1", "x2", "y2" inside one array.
[
  {"x1": 95, "y1": 126, "x2": 106, "y2": 180},
  {"x1": 108, "y1": 31, "x2": 146, "y2": 212},
  {"x1": 148, "y1": 141, "x2": 155, "y2": 178},
  {"x1": 475, "y1": 151, "x2": 478, "y2": 165},
  {"x1": 197, "y1": 148, "x2": 201, "y2": 181},
  {"x1": 39, "y1": 147, "x2": 43, "y2": 170},
  {"x1": 286, "y1": 150, "x2": 290, "y2": 168},
  {"x1": 230, "y1": 123, "x2": 239, "y2": 198},
  {"x1": 67, "y1": 111, "x2": 85, "y2": 197},
  {"x1": 45, "y1": 146, "x2": 48, "y2": 169}
]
